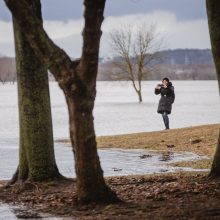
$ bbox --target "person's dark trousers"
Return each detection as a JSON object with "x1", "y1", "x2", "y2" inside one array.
[{"x1": 162, "y1": 111, "x2": 169, "y2": 129}]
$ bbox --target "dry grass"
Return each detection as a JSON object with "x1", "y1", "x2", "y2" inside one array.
[
  {"x1": 97, "y1": 124, "x2": 219, "y2": 157},
  {"x1": 57, "y1": 124, "x2": 220, "y2": 169},
  {"x1": 1, "y1": 124, "x2": 220, "y2": 219}
]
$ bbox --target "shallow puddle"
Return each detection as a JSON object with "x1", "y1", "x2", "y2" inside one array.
[
  {"x1": 0, "y1": 145, "x2": 209, "y2": 180},
  {"x1": 53, "y1": 147, "x2": 209, "y2": 177},
  {"x1": 0, "y1": 202, "x2": 67, "y2": 219},
  {"x1": 0, "y1": 147, "x2": 209, "y2": 219},
  {"x1": 97, "y1": 148, "x2": 209, "y2": 176}
]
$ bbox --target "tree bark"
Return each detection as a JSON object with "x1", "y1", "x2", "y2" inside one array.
[
  {"x1": 5, "y1": 0, "x2": 119, "y2": 203},
  {"x1": 63, "y1": 0, "x2": 118, "y2": 203},
  {"x1": 10, "y1": 2, "x2": 61, "y2": 182},
  {"x1": 209, "y1": 132, "x2": 220, "y2": 178},
  {"x1": 206, "y1": 0, "x2": 220, "y2": 178},
  {"x1": 66, "y1": 94, "x2": 117, "y2": 203},
  {"x1": 137, "y1": 90, "x2": 143, "y2": 102}
]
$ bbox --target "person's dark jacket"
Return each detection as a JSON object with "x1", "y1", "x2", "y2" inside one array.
[{"x1": 155, "y1": 82, "x2": 175, "y2": 114}]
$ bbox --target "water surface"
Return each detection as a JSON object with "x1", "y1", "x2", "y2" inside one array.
[
  {"x1": 0, "y1": 81, "x2": 217, "y2": 178},
  {"x1": 0, "y1": 81, "x2": 219, "y2": 139}
]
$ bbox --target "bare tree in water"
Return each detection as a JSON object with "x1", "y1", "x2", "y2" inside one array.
[{"x1": 109, "y1": 24, "x2": 163, "y2": 102}]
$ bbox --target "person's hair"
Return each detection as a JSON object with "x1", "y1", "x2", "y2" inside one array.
[{"x1": 162, "y1": 77, "x2": 169, "y2": 83}]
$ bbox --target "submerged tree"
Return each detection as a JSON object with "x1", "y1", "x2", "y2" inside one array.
[
  {"x1": 109, "y1": 24, "x2": 163, "y2": 102},
  {"x1": 10, "y1": 6, "x2": 62, "y2": 183},
  {"x1": 206, "y1": 0, "x2": 220, "y2": 178},
  {"x1": 5, "y1": 0, "x2": 119, "y2": 203}
]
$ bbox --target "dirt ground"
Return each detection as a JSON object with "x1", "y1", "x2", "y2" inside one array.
[
  {"x1": 0, "y1": 124, "x2": 220, "y2": 219},
  {"x1": 1, "y1": 173, "x2": 220, "y2": 219}
]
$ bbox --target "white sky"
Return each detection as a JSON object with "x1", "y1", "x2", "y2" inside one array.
[{"x1": 0, "y1": 1, "x2": 211, "y2": 57}]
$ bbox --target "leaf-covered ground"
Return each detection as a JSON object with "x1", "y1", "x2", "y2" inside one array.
[
  {"x1": 1, "y1": 172, "x2": 220, "y2": 219},
  {"x1": 1, "y1": 124, "x2": 220, "y2": 219}
]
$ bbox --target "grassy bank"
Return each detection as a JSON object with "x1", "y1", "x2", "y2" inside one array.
[
  {"x1": 97, "y1": 124, "x2": 219, "y2": 169},
  {"x1": 0, "y1": 124, "x2": 220, "y2": 219},
  {"x1": 58, "y1": 124, "x2": 220, "y2": 169}
]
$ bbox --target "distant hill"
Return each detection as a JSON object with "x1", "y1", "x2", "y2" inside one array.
[
  {"x1": 0, "y1": 49, "x2": 216, "y2": 83},
  {"x1": 157, "y1": 49, "x2": 213, "y2": 65},
  {"x1": 98, "y1": 49, "x2": 216, "y2": 80}
]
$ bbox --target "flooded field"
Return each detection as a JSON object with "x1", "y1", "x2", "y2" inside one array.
[
  {"x1": 0, "y1": 143, "x2": 209, "y2": 180},
  {"x1": 0, "y1": 81, "x2": 218, "y2": 218}
]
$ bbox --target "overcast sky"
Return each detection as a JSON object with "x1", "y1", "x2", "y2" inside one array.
[{"x1": 0, "y1": 0, "x2": 211, "y2": 57}]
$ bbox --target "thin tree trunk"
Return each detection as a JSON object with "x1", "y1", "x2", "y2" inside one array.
[
  {"x1": 131, "y1": 79, "x2": 143, "y2": 102},
  {"x1": 137, "y1": 90, "x2": 143, "y2": 102},
  {"x1": 12, "y1": 11, "x2": 61, "y2": 182},
  {"x1": 206, "y1": 0, "x2": 220, "y2": 178},
  {"x1": 137, "y1": 78, "x2": 143, "y2": 102}
]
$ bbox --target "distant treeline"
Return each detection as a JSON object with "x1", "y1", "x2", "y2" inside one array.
[
  {"x1": 98, "y1": 49, "x2": 216, "y2": 81},
  {"x1": 0, "y1": 49, "x2": 217, "y2": 83}
]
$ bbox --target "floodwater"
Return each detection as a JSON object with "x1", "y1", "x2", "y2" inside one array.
[
  {"x1": 0, "y1": 202, "x2": 65, "y2": 219},
  {"x1": 0, "y1": 81, "x2": 218, "y2": 219},
  {"x1": 0, "y1": 80, "x2": 218, "y2": 178},
  {"x1": 0, "y1": 145, "x2": 209, "y2": 219},
  {"x1": 0, "y1": 147, "x2": 209, "y2": 219},
  {"x1": 0, "y1": 81, "x2": 219, "y2": 139},
  {"x1": 0, "y1": 143, "x2": 209, "y2": 180}
]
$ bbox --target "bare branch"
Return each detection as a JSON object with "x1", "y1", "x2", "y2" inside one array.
[
  {"x1": 109, "y1": 23, "x2": 164, "y2": 102},
  {"x1": 4, "y1": 0, "x2": 79, "y2": 81},
  {"x1": 80, "y1": 0, "x2": 106, "y2": 85}
]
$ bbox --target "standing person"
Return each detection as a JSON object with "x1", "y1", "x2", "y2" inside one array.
[{"x1": 155, "y1": 77, "x2": 175, "y2": 130}]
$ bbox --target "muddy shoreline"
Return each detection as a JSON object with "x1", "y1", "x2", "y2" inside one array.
[
  {"x1": 1, "y1": 172, "x2": 220, "y2": 219},
  {"x1": 0, "y1": 124, "x2": 220, "y2": 219},
  {"x1": 57, "y1": 124, "x2": 220, "y2": 169}
]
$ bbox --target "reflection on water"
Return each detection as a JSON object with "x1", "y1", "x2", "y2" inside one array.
[
  {"x1": 0, "y1": 141, "x2": 209, "y2": 180},
  {"x1": 0, "y1": 144, "x2": 209, "y2": 219},
  {"x1": 97, "y1": 148, "x2": 209, "y2": 176},
  {"x1": 0, "y1": 203, "x2": 40, "y2": 219},
  {"x1": 0, "y1": 202, "x2": 64, "y2": 219},
  {"x1": 0, "y1": 81, "x2": 217, "y2": 218},
  {"x1": 0, "y1": 81, "x2": 219, "y2": 138},
  {"x1": 0, "y1": 148, "x2": 209, "y2": 219},
  {"x1": 0, "y1": 147, "x2": 209, "y2": 219},
  {"x1": 159, "y1": 151, "x2": 174, "y2": 162}
]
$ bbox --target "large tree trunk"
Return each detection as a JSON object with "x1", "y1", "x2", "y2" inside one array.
[
  {"x1": 66, "y1": 93, "x2": 117, "y2": 203},
  {"x1": 5, "y1": 0, "x2": 119, "y2": 203},
  {"x1": 12, "y1": 8, "x2": 61, "y2": 182},
  {"x1": 62, "y1": 0, "x2": 118, "y2": 203},
  {"x1": 209, "y1": 132, "x2": 220, "y2": 178},
  {"x1": 206, "y1": 0, "x2": 220, "y2": 178}
]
